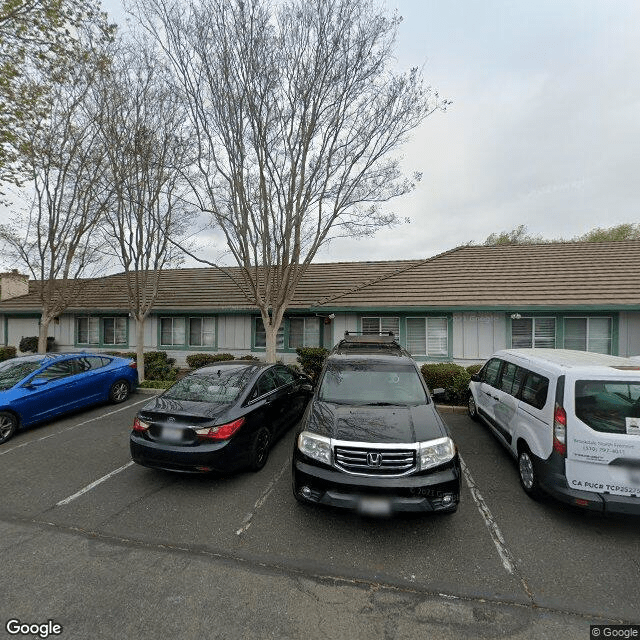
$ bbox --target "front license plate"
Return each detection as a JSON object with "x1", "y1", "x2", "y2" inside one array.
[
  {"x1": 161, "y1": 427, "x2": 183, "y2": 442},
  {"x1": 357, "y1": 496, "x2": 392, "y2": 517}
]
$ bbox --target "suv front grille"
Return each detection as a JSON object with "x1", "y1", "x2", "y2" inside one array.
[{"x1": 334, "y1": 446, "x2": 416, "y2": 476}]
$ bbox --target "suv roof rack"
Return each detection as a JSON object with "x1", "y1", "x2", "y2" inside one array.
[{"x1": 333, "y1": 331, "x2": 405, "y2": 354}]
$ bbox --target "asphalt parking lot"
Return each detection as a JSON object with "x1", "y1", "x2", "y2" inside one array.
[{"x1": 1, "y1": 392, "x2": 639, "y2": 640}]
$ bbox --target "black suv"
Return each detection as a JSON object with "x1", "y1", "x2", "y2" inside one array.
[{"x1": 292, "y1": 332, "x2": 461, "y2": 515}]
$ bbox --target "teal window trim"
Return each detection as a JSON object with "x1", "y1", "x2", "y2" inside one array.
[
  {"x1": 355, "y1": 314, "x2": 452, "y2": 362},
  {"x1": 74, "y1": 314, "x2": 130, "y2": 349},
  {"x1": 156, "y1": 314, "x2": 219, "y2": 351},
  {"x1": 251, "y1": 316, "x2": 324, "y2": 353},
  {"x1": 506, "y1": 312, "x2": 618, "y2": 355}
]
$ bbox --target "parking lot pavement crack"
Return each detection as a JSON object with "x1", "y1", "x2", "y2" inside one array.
[
  {"x1": 459, "y1": 455, "x2": 536, "y2": 606},
  {"x1": 2, "y1": 513, "x2": 634, "y2": 626}
]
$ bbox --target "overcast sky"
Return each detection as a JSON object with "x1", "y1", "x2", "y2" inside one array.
[{"x1": 85, "y1": 0, "x2": 640, "y2": 265}]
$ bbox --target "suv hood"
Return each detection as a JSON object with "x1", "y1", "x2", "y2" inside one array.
[{"x1": 305, "y1": 400, "x2": 446, "y2": 443}]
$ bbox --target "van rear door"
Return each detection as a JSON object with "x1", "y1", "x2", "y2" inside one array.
[{"x1": 565, "y1": 374, "x2": 640, "y2": 498}]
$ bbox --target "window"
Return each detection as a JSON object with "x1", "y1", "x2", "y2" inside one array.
[
  {"x1": 289, "y1": 317, "x2": 321, "y2": 349},
  {"x1": 76, "y1": 316, "x2": 126, "y2": 346},
  {"x1": 73, "y1": 356, "x2": 109, "y2": 373},
  {"x1": 103, "y1": 317, "x2": 127, "y2": 345},
  {"x1": 482, "y1": 358, "x2": 502, "y2": 388},
  {"x1": 511, "y1": 317, "x2": 556, "y2": 349},
  {"x1": 520, "y1": 372, "x2": 549, "y2": 410},
  {"x1": 189, "y1": 317, "x2": 215, "y2": 347},
  {"x1": 274, "y1": 365, "x2": 296, "y2": 386},
  {"x1": 499, "y1": 362, "x2": 524, "y2": 395},
  {"x1": 255, "y1": 318, "x2": 284, "y2": 349},
  {"x1": 406, "y1": 317, "x2": 448, "y2": 357},
  {"x1": 564, "y1": 317, "x2": 612, "y2": 354},
  {"x1": 362, "y1": 317, "x2": 399, "y2": 337},
  {"x1": 254, "y1": 369, "x2": 279, "y2": 397},
  {"x1": 160, "y1": 317, "x2": 186, "y2": 346},
  {"x1": 76, "y1": 317, "x2": 99, "y2": 345},
  {"x1": 34, "y1": 360, "x2": 73, "y2": 381},
  {"x1": 575, "y1": 380, "x2": 640, "y2": 434}
]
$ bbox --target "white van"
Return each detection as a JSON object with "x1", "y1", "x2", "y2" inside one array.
[{"x1": 468, "y1": 349, "x2": 640, "y2": 515}]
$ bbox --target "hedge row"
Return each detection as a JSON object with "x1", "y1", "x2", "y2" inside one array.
[
  {"x1": 185, "y1": 353, "x2": 261, "y2": 369},
  {"x1": 19, "y1": 336, "x2": 55, "y2": 353},
  {"x1": 295, "y1": 347, "x2": 329, "y2": 384},
  {"x1": 0, "y1": 346, "x2": 16, "y2": 361},
  {"x1": 103, "y1": 351, "x2": 179, "y2": 382}
]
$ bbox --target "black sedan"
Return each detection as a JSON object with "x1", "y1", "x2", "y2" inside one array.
[{"x1": 130, "y1": 361, "x2": 313, "y2": 474}]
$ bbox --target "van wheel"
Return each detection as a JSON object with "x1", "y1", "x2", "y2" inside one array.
[
  {"x1": 467, "y1": 394, "x2": 479, "y2": 421},
  {"x1": 0, "y1": 411, "x2": 17, "y2": 444},
  {"x1": 518, "y1": 447, "x2": 542, "y2": 499}
]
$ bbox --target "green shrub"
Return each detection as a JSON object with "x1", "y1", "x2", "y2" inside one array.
[
  {"x1": 104, "y1": 351, "x2": 137, "y2": 360},
  {"x1": 466, "y1": 363, "x2": 484, "y2": 376},
  {"x1": 421, "y1": 363, "x2": 471, "y2": 406},
  {"x1": 296, "y1": 347, "x2": 329, "y2": 385},
  {"x1": 0, "y1": 346, "x2": 16, "y2": 361},
  {"x1": 186, "y1": 352, "x2": 235, "y2": 369},
  {"x1": 19, "y1": 336, "x2": 55, "y2": 353},
  {"x1": 240, "y1": 354, "x2": 261, "y2": 361},
  {"x1": 144, "y1": 351, "x2": 178, "y2": 381}
]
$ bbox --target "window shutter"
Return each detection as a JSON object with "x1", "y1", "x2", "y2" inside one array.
[
  {"x1": 362, "y1": 317, "x2": 379, "y2": 334},
  {"x1": 406, "y1": 318, "x2": 426, "y2": 355},
  {"x1": 564, "y1": 318, "x2": 587, "y2": 351},
  {"x1": 587, "y1": 317, "x2": 612, "y2": 354},
  {"x1": 533, "y1": 317, "x2": 556, "y2": 348},
  {"x1": 427, "y1": 317, "x2": 448, "y2": 356},
  {"x1": 512, "y1": 318, "x2": 533, "y2": 348}
]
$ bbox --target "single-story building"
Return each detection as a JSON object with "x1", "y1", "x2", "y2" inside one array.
[{"x1": 1, "y1": 240, "x2": 639, "y2": 364}]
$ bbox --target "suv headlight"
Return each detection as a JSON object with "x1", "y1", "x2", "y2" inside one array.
[
  {"x1": 298, "y1": 431, "x2": 331, "y2": 465},
  {"x1": 418, "y1": 437, "x2": 456, "y2": 471}
]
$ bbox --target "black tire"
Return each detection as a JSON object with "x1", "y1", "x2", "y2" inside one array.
[
  {"x1": 467, "y1": 394, "x2": 479, "y2": 421},
  {"x1": 518, "y1": 446, "x2": 543, "y2": 499},
  {"x1": 109, "y1": 380, "x2": 130, "y2": 404},
  {"x1": 249, "y1": 427, "x2": 271, "y2": 471},
  {"x1": 0, "y1": 411, "x2": 18, "y2": 445}
]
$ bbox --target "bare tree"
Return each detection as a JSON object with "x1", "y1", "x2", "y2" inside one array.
[
  {"x1": 0, "y1": 19, "x2": 114, "y2": 353},
  {"x1": 0, "y1": 0, "x2": 114, "y2": 188},
  {"x1": 95, "y1": 40, "x2": 193, "y2": 380},
  {"x1": 132, "y1": 0, "x2": 448, "y2": 362}
]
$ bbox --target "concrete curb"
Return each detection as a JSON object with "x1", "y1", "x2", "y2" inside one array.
[
  {"x1": 434, "y1": 404, "x2": 468, "y2": 414},
  {"x1": 134, "y1": 387, "x2": 163, "y2": 395}
]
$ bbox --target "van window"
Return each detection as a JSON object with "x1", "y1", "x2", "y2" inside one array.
[
  {"x1": 499, "y1": 362, "x2": 525, "y2": 396},
  {"x1": 483, "y1": 359, "x2": 502, "y2": 387},
  {"x1": 575, "y1": 380, "x2": 640, "y2": 434},
  {"x1": 520, "y1": 372, "x2": 549, "y2": 410}
]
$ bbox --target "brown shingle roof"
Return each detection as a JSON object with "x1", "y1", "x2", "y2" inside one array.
[
  {"x1": 1, "y1": 240, "x2": 639, "y2": 313},
  {"x1": 313, "y1": 241, "x2": 640, "y2": 309}
]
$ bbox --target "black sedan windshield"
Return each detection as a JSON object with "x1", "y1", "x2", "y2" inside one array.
[
  {"x1": 0, "y1": 360, "x2": 43, "y2": 391},
  {"x1": 318, "y1": 361, "x2": 427, "y2": 405},
  {"x1": 163, "y1": 368, "x2": 254, "y2": 404}
]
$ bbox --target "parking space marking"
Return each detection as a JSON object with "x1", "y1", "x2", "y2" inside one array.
[
  {"x1": 56, "y1": 461, "x2": 135, "y2": 506},
  {"x1": 459, "y1": 454, "x2": 517, "y2": 575},
  {"x1": 235, "y1": 458, "x2": 289, "y2": 536},
  {"x1": 0, "y1": 397, "x2": 152, "y2": 457}
]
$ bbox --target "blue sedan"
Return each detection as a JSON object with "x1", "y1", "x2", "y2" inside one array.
[{"x1": 0, "y1": 353, "x2": 138, "y2": 444}]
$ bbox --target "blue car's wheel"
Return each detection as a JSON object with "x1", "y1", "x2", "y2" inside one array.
[
  {"x1": 109, "y1": 380, "x2": 130, "y2": 404},
  {"x1": 0, "y1": 411, "x2": 17, "y2": 444}
]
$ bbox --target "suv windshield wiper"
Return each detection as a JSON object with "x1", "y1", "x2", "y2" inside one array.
[{"x1": 366, "y1": 401, "x2": 400, "y2": 406}]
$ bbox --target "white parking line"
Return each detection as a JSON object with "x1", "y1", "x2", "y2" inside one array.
[
  {"x1": 459, "y1": 454, "x2": 517, "y2": 575},
  {"x1": 236, "y1": 458, "x2": 289, "y2": 536},
  {"x1": 0, "y1": 397, "x2": 153, "y2": 457},
  {"x1": 56, "y1": 461, "x2": 135, "y2": 506}
]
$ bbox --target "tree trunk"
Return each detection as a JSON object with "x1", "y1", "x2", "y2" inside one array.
[
  {"x1": 38, "y1": 318, "x2": 50, "y2": 354},
  {"x1": 265, "y1": 326, "x2": 278, "y2": 364},
  {"x1": 136, "y1": 317, "x2": 146, "y2": 382}
]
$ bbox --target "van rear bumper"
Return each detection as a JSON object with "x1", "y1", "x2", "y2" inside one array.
[{"x1": 537, "y1": 464, "x2": 640, "y2": 515}]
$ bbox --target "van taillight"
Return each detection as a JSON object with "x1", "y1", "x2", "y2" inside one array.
[{"x1": 553, "y1": 405, "x2": 567, "y2": 456}]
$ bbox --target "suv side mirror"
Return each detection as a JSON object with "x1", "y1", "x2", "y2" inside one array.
[{"x1": 470, "y1": 373, "x2": 480, "y2": 382}]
